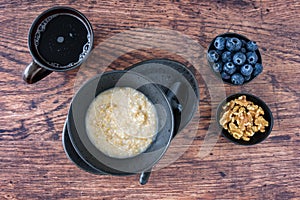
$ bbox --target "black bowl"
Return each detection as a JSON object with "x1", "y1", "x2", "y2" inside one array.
[
  {"x1": 67, "y1": 70, "x2": 174, "y2": 174},
  {"x1": 207, "y1": 33, "x2": 262, "y2": 85},
  {"x1": 216, "y1": 93, "x2": 273, "y2": 145}
]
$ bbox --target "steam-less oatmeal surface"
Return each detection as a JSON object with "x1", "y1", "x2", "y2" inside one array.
[{"x1": 85, "y1": 87, "x2": 158, "y2": 158}]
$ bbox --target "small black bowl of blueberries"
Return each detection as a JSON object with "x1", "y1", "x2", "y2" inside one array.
[{"x1": 207, "y1": 33, "x2": 263, "y2": 85}]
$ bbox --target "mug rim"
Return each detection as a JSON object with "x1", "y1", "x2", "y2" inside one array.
[{"x1": 28, "y1": 6, "x2": 94, "y2": 72}]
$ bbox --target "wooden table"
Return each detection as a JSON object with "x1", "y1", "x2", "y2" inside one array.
[{"x1": 1, "y1": 1, "x2": 299, "y2": 199}]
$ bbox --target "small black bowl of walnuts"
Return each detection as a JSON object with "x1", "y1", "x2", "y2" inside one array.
[
  {"x1": 216, "y1": 93, "x2": 274, "y2": 145},
  {"x1": 207, "y1": 33, "x2": 263, "y2": 85}
]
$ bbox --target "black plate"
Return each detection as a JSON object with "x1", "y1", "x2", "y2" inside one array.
[
  {"x1": 62, "y1": 119, "x2": 105, "y2": 175},
  {"x1": 127, "y1": 59, "x2": 199, "y2": 136}
]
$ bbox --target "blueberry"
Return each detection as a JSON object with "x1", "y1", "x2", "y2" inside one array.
[
  {"x1": 221, "y1": 51, "x2": 232, "y2": 63},
  {"x1": 253, "y1": 63, "x2": 263, "y2": 76},
  {"x1": 226, "y1": 37, "x2": 242, "y2": 52},
  {"x1": 212, "y1": 61, "x2": 222, "y2": 73},
  {"x1": 244, "y1": 75, "x2": 251, "y2": 81},
  {"x1": 214, "y1": 37, "x2": 226, "y2": 50},
  {"x1": 240, "y1": 64, "x2": 253, "y2": 76},
  {"x1": 223, "y1": 62, "x2": 236, "y2": 75},
  {"x1": 246, "y1": 51, "x2": 258, "y2": 64},
  {"x1": 241, "y1": 47, "x2": 246, "y2": 53},
  {"x1": 233, "y1": 52, "x2": 246, "y2": 66},
  {"x1": 231, "y1": 73, "x2": 245, "y2": 85},
  {"x1": 221, "y1": 71, "x2": 231, "y2": 80},
  {"x1": 246, "y1": 41, "x2": 258, "y2": 51},
  {"x1": 216, "y1": 49, "x2": 223, "y2": 56},
  {"x1": 241, "y1": 39, "x2": 247, "y2": 46},
  {"x1": 207, "y1": 50, "x2": 219, "y2": 62}
]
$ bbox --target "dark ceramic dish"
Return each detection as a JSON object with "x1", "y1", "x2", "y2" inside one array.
[
  {"x1": 67, "y1": 70, "x2": 174, "y2": 184},
  {"x1": 127, "y1": 59, "x2": 199, "y2": 136},
  {"x1": 62, "y1": 119, "x2": 104, "y2": 175},
  {"x1": 207, "y1": 33, "x2": 262, "y2": 85},
  {"x1": 216, "y1": 93, "x2": 273, "y2": 145},
  {"x1": 24, "y1": 6, "x2": 94, "y2": 84},
  {"x1": 63, "y1": 59, "x2": 201, "y2": 184}
]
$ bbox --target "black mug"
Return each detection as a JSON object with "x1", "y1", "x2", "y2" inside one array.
[{"x1": 23, "y1": 6, "x2": 93, "y2": 84}]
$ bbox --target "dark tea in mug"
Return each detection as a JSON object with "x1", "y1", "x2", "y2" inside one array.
[
  {"x1": 33, "y1": 13, "x2": 92, "y2": 69},
  {"x1": 34, "y1": 13, "x2": 91, "y2": 69},
  {"x1": 24, "y1": 7, "x2": 94, "y2": 84}
]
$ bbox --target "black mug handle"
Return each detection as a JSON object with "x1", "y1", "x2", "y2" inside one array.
[{"x1": 23, "y1": 61, "x2": 53, "y2": 84}]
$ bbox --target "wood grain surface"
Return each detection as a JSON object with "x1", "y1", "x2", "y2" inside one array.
[{"x1": 0, "y1": 0, "x2": 299, "y2": 199}]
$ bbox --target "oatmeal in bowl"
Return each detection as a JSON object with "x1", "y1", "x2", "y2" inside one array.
[{"x1": 86, "y1": 87, "x2": 158, "y2": 159}]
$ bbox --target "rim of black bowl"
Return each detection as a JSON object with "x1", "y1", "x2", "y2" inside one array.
[
  {"x1": 216, "y1": 93, "x2": 274, "y2": 145},
  {"x1": 207, "y1": 32, "x2": 262, "y2": 86}
]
